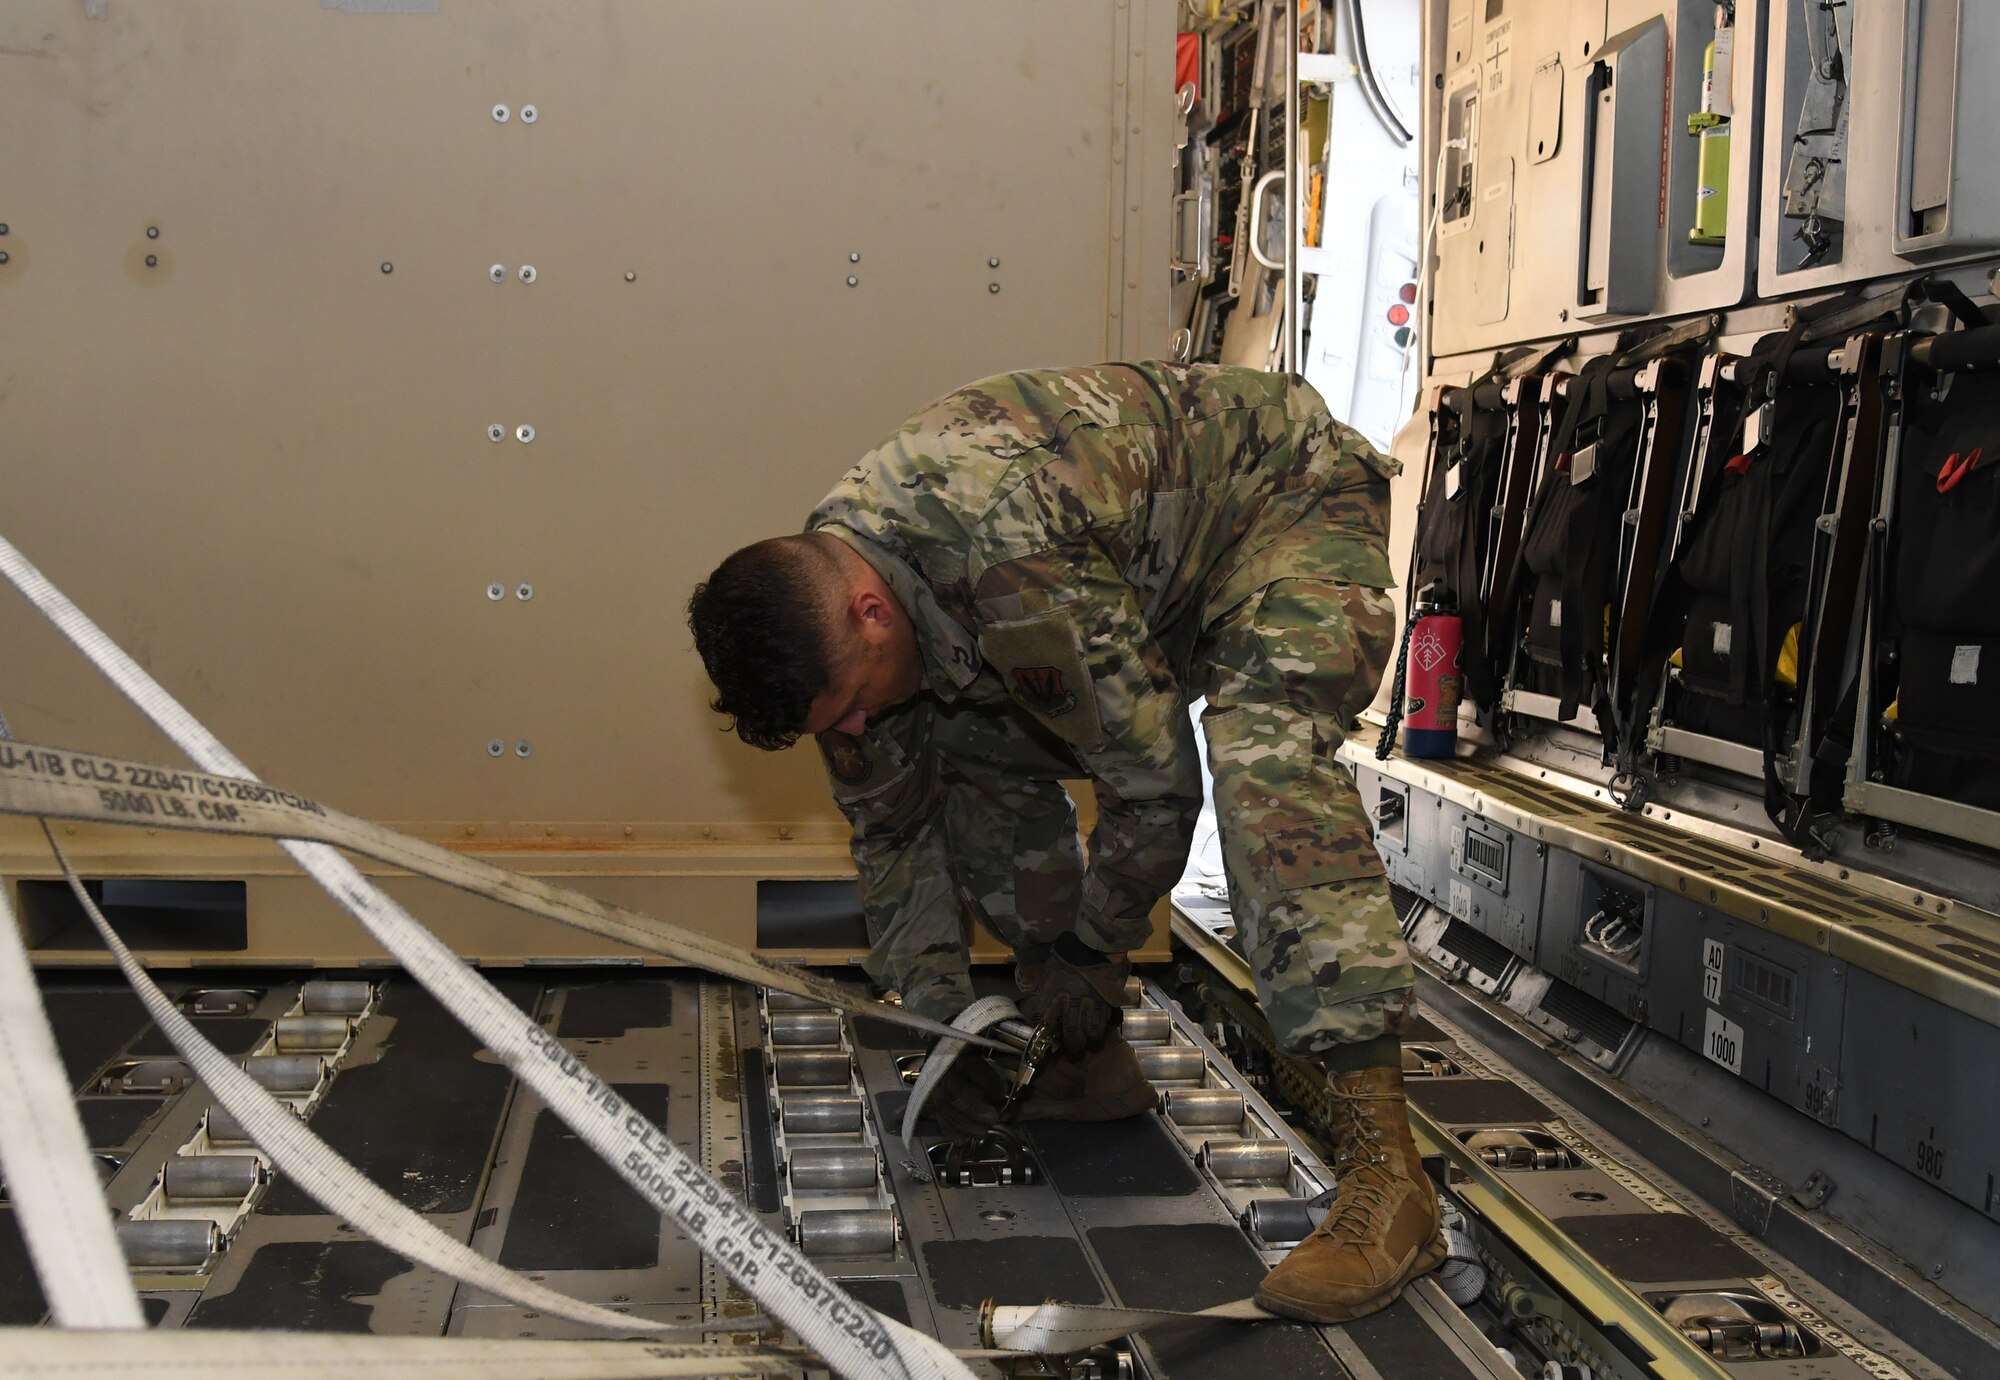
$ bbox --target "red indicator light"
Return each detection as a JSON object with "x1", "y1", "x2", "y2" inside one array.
[
  {"x1": 1398, "y1": 281, "x2": 1417, "y2": 303},
  {"x1": 1388, "y1": 303, "x2": 1410, "y2": 326}
]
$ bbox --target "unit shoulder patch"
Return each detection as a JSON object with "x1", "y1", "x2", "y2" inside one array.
[
  {"x1": 1010, "y1": 664, "x2": 1078, "y2": 717},
  {"x1": 978, "y1": 608, "x2": 1105, "y2": 752}
]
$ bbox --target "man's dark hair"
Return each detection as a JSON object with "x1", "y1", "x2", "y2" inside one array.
[{"x1": 687, "y1": 536, "x2": 839, "y2": 750}]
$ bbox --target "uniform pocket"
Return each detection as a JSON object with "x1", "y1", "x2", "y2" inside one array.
[
  {"x1": 1204, "y1": 703, "x2": 1385, "y2": 892},
  {"x1": 978, "y1": 609, "x2": 1106, "y2": 752}
]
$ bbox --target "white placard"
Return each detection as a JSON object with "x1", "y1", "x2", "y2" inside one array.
[
  {"x1": 1448, "y1": 878, "x2": 1473, "y2": 921},
  {"x1": 1702, "y1": 938, "x2": 1725, "y2": 1004},
  {"x1": 1951, "y1": 645, "x2": 1981, "y2": 685},
  {"x1": 1703, "y1": 1006, "x2": 1744, "y2": 1075}
]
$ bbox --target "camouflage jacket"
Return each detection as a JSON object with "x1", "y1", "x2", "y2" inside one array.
[{"x1": 808, "y1": 362, "x2": 1396, "y2": 964}]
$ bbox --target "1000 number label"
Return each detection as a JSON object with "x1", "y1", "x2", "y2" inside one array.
[{"x1": 1703, "y1": 1007, "x2": 1744, "y2": 1075}]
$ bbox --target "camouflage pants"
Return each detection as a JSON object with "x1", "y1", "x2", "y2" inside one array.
[{"x1": 1193, "y1": 578, "x2": 1412, "y2": 1054}]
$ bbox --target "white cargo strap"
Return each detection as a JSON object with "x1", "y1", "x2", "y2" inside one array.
[
  {"x1": 33, "y1": 819, "x2": 741, "y2": 1339},
  {"x1": 0, "y1": 739, "x2": 990, "y2": 1059},
  {"x1": 0, "y1": 1328, "x2": 804, "y2": 1377},
  {"x1": 897, "y1": 994, "x2": 1022, "y2": 1181},
  {"x1": 0, "y1": 885, "x2": 144, "y2": 1328},
  {"x1": 0, "y1": 537, "x2": 976, "y2": 1380},
  {"x1": 985, "y1": 1297, "x2": 1277, "y2": 1352},
  {"x1": 0, "y1": 539, "x2": 999, "y2": 1057}
]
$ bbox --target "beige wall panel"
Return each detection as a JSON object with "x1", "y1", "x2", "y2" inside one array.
[{"x1": 0, "y1": 1, "x2": 1175, "y2": 878}]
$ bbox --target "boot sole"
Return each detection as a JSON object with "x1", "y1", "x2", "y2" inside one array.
[{"x1": 1252, "y1": 1233, "x2": 1450, "y2": 1325}]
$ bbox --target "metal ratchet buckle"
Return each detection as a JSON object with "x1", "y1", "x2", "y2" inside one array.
[{"x1": 994, "y1": 1013, "x2": 1061, "y2": 1122}]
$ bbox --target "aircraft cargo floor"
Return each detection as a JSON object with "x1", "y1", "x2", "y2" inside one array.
[{"x1": 2, "y1": 953, "x2": 1972, "y2": 1380}]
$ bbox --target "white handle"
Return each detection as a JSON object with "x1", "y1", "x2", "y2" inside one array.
[{"x1": 1247, "y1": 168, "x2": 1287, "y2": 270}]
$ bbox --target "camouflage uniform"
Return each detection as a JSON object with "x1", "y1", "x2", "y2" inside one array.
[{"x1": 809, "y1": 363, "x2": 1412, "y2": 1055}]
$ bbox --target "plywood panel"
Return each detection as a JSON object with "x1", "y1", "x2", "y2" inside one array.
[{"x1": 0, "y1": 1, "x2": 1174, "y2": 858}]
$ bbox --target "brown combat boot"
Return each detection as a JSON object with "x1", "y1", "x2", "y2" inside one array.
[
  {"x1": 1254, "y1": 1064, "x2": 1445, "y2": 1323},
  {"x1": 1010, "y1": 1030, "x2": 1159, "y2": 1122}
]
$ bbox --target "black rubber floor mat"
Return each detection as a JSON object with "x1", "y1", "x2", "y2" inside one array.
[
  {"x1": 77, "y1": 1096, "x2": 166, "y2": 1149},
  {"x1": 260, "y1": 976, "x2": 536, "y2": 1215},
  {"x1": 1554, "y1": 1212, "x2": 1762, "y2": 1283},
  {"x1": 1088, "y1": 1223, "x2": 1343, "y2": 1379},
  {"x1": 1405, "y1": 1078, "x2": 1552, "y2": 1125},
  {"x1": 921, "y1": 1236, "x2": 1104, "y2": 1309},
  {"x1": 0, "y1": 1209, "x2": 46, "y2": 1326},
  {"x1": 554, "y1": 981, "x2": 673, "y2": 1039},
  {"x1": 186, "y1": 1240, "x2": 412, "y2": 1332},
  {"x1": 1087, "y1": 1223, "x2": 1261, "y2": 1312},
  {"x1": 1027, "y1": 1116, "x2": 1201, "y2": 1198},
  {"x1": 498, "y1": 1084, "x2": 671, "y2": 1271},
  {"x1": 43, "y1": 988, "x2": 149, "y2": 1090},
  {"x1": 127, "y1": 1017, "x2": 269, "y2": 1058},
  {"x1": 838, "y1": 1277, "x2": 913, "y2": 1327},
  {"x1": 1344, "y1": 1297, "x2": 1478, "y2": 1378}
]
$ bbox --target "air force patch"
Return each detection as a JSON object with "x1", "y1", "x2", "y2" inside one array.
[{"x1": 1009, "y1": 664, "x2": 1077, "y2": 717}]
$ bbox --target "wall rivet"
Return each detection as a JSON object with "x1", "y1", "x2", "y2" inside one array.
[
  {"x1": 516, "y1": 583, "x2": 534, "y2": 601},
  {"x1": 492, "y1": 104, "x2": 510, "y2": 123},
  {"x1": 624, "y1": 270, "x2": 636, "y2": 282},
  {"x1": 988, "y1": 256, "x2": 1000, "y2": 268},
  {"x1": 0, "y1": 252, "x2": 8, "y2": 266},
  {"x1": 516, "y1": 423, "x2": 536, "y2": 443},
  {"x1": 849, "y1": 251, "x2": 861, "y2": 263},
  {"x1": 380, "y1": 261, "x2": 393, "y2": 274},
  {"x1": 520, "y1": 105, "x2": 538, "y2": 124},
  {"x1": 486, "y1": 739, "x2": 506, "y2": 757},
  {"x1": 489, "y1": 264, "x2": 507, "y2": 283},
  {"x1": 146, "y1": 226, "x2": 160, "y2": 240},
  {"x1": 487, "y1": 423, "x2": 507, "y2": 443},
  {"x1": 846, "y1": 275, "x2": 859, "y2": 287},
  {"x1": 518, "y1": 264, "x2": 537, "y2": 284},
  {"x1": 988, "y1": 282, "x2": 1000, "y2": 294},
  {"x1": 0, "y1": 224, "x2": 9, "y2": 235},
  {"x1": 487, "y1": 583, "x2": 506, "y2": 601},
  {"x1": 515, "y1": 740, "x2": 533, "y2": 758},
  {"x1": 145, "y1": 254, "x2": 158, "y2": 268}
]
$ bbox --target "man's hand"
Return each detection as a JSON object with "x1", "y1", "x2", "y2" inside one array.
[{"x1": 1022, "y1": 947, "x2": 1131, "y2": 1057}]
